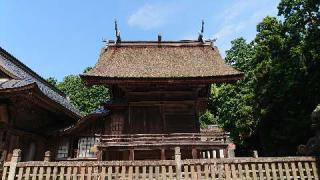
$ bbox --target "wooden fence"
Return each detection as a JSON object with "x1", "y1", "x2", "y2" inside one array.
[{"x1": 1, "y1": 148, "x2": 319, "y2": 180}]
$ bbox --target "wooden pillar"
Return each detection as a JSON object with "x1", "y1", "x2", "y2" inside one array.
[
  {"x1": 192, "y1": 148, "x2": 198, "y2": 159},
  {"x1": 175, "y1": 147, "x2": 181, "y2": 180},
  {"x1": 43, "y1": 151, "x2": 51, "y2": 162},
  {"x1": 253, "y1": 150, "x2": 259, "y2": 158},
  {"x1": 7, "y1": 149, "x2": 21, "y2": 180},
  {"x1": 97, "y1": 150, "x2": 103, "y2": 161},
  {"x1": 129, "y1": 149, "x2": 134, "y2": 160},
  {"x1": 161, "y1": 149, "x2": 166, "y2": 160}
]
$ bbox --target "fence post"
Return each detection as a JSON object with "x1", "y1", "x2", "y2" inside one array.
[
  {"x1": 44, "y1": 151, "x2": 51, "y2": 162},
  {"x1": 7, "y1": 149, "x2": 21, "y2": 180},
  {"x1": 175, "y1": 147, "x2": 182, "y2": 180}
]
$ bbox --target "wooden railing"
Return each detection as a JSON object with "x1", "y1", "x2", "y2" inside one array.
[
  {"x1": 2, "y1": 148, "x2": 319, "y2": 179},
  {"x1": 97, "y1": 133, "x2": 229, "y2": 147}
]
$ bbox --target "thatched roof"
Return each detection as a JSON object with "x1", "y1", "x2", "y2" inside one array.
[{"x1": 82, "y1": 40, "x2": 243, "y2": 84}]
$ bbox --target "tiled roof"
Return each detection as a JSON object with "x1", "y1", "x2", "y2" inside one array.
[
  {"x1": 0, "y1": 47, "x2": 82, "y2": 118},
  {"x1": 83, "y1": 40, "x2": 242, "y2": 81}
]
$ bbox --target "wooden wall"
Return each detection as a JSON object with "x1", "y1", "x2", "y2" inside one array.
[{"x1": 108, "y1": 84, "x2": 209, "y2": 134}]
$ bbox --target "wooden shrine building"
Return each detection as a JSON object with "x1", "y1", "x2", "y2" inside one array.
[
  {"x1": 0, "y1": 47, "x2": 81, "y2": 162},
  {"x1": 55, "y1": 37, "x2": 243, "y2": 161}
]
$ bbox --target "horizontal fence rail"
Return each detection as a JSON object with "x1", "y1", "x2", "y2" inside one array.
[
  {"x1": 1, "y1": 149, "x2": 319, "y2": 180},
  {"x1": 97, "y1": 133, "x2": 230, "y2": 147}
]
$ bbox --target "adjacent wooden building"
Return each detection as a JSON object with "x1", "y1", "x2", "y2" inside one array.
[{"x1": 0, "y1": 47, "x2": 81, "y2": 162}]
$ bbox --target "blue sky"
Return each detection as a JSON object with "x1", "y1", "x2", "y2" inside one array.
[{"x1": 0, "y1": 0, "x2": 280, "y2": 80}]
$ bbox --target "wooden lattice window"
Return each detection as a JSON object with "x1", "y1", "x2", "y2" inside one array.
[
  {"x1": 77, "y1": 137, "x2": 98, "y2": 158},
  {"x1": 56, "y1": 139, "x2": 69, "y2": 159}
]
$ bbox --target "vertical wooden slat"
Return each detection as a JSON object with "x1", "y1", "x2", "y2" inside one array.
[
  {"x1": 101, "y1": 167, "x2": 106, "y2": 180},
  {"x1": 25, "y1": 167, "x2": 31, "y2": 180},
  {"x1": 17, "y1": 167, "x2": 24, "y2": 180},
  {"x1": 225, "y1": 164, "x2": 231, "y2": 180},
  {"x1": 311, "y1": 162, "x2": 319, "y2": 180},
  {"x1": 66, "y1": 166, "x2": 72, "y2": 180},
  {"x1": 278, "y1": 163, "x2": 285, "y2": 180},
  {"x1": 284, "y1": 163, "x2": 291, "y2": 179},
  {"x1": 45, "y1": 167, "x2": 52, "y2": 180},
  {"x1": 270, "y1": 163, "x2": 277, "y2": 180},
  {"x1": 258, "y1": 163, "x2": 264, "y2": 180},
  {"x1": 238, "y1": 163, "x2": 243, "y2": 179},
  {"x1": 59, "y1": 167, "x2": 65, "y2": 180},
  {"x1": 304, "y1": 162, "x2": 312, "y2": 180},
  {"x1": 297, "y1": 162, "x2": 305, "y2": 180},
  {"x1": 196, "y1": 164, "x2": 201, "y2": 179},
  {"x1": 191, "y1": 165, "x2": 196, "y2": 179},
  {"x1": 72, "y1": 167, "x2": 78, "y2": 180},
  {"x1": 121, "y1": 166, "x2": 126, "y2": 179},
  {"x1": 38, "y1": 166, "x2": 44, "y2": 180},
  {"x1": 217, "y1": 164, "x2": 223, "y2": 180},
  {"x1": 244, "y1": 164, "x2": 250, "y2": 179},
  {"x1": 189, "y1": 164, "x2": 197, "y2": 179},
  {"x1": 31, "y1": 167, "x2": 38, "y2": 180},
  {"x1": 183, "y1": 165, "x2": 189, "y2": 179},
  {"x1": 87, "y1": 166, "x2": 93, "y2": 180},
  {"x1": 93, "y1": 166, "x2": 99, "y2": 180},
  {"x1": 115, "y1": 166, "x2": 120, "y2": 179},
  {"x1": 141, "y1": 166, "x2": 147, "y2": 180},
  {"x1": 148, "y1": 166, "x2": 153, "y2": 180},
  {"x1": 155, "y1": 166, "x2": 160, "y2": 180},
  {"x1": 204, "y1": 164, "x2": 209, "y2": 179},
  {"x1": 135, "y1": 166, "x2": 140, "y2": 180},
  {"x1": 265, "y1": 163, "x2": 271, "y2": 180},
  {"x1": 107, "y1": 166, "x2": 112, "y2": 180},
  {"x1": 291, "y1": 162, "x2": 298, "y2": 180},
  {"x1": 168, "y1": 165, "x2": 173, "y2": 180},
  {"x1": 128, "y1": 166, "x2": 133, "y2": 180},
  {"x1": 80, "y1": 166, "x2": 86, "y2": 180},
  {"x1": 1, "y1": 166, "x2": 8, "y2": 180},
  {"x1": 161, "y1": 165, "x2": 166, "y2": 180},
  {"x1": 251, "y1": 164, "x2": 257, "y2": 180},
  {"x1": 52, "y1": 167, "x2": 58, "y2": 180},
  {"x1": 231, "y1": 164, "x2": 237, "y2": 179}
]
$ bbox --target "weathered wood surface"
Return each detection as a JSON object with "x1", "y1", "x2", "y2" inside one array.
[
  {"x1": 2, "y1": 156, "x2": 319, "y2": 179},
  {"x1": 97, "y1": 133, "x2": 229, "y2": 147}
]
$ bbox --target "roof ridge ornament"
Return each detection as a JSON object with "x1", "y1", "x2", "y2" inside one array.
[
  {"x1": 158, "y1": 33, "x2": 162, "y2": 42},
  {"x1": 198, "y1": 20, "x2": 205, "y2": 43},
  {"x1": 114, "y1": 19, "x2": 121, "y2": 44}
]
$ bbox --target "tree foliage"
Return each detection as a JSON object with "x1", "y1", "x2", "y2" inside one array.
[
  {"x1": 209, "y1": 0, "x2": 320, "y2": 156},
  {"x1": 48, "y1": 68, "x2": 109, "y2": 115}
]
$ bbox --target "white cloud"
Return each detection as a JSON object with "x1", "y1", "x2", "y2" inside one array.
[
  {"x1": 213, "y1": 0, "x2": 278, "y2": 39},
  {"x1": 212, "y1": 0, "x2": 279, "y2": 56},
  {"x1": 128, "y1": 3, "x2": 177, "y2": 30}
]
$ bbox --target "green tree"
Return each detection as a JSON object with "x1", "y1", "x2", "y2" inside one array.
[
  {"x1": 209, "y1": 0, "x2": 320, "y2": 156},
  {"x1": 252, "y1": 0, "x2": 320, "y2": 155},
  {"x1": 209, "y1": 38, "x2": 257, "y2": 155},
  {"x1": 199, "y1": 110, "x2": 217, "y2": 129},
  {"x1": 47, "y1": 68, "x2": 109, "y2": 115}
]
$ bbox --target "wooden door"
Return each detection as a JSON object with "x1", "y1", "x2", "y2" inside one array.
[{"x1": 130, "y1": 106, "x2": 162, "y2": 134}]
